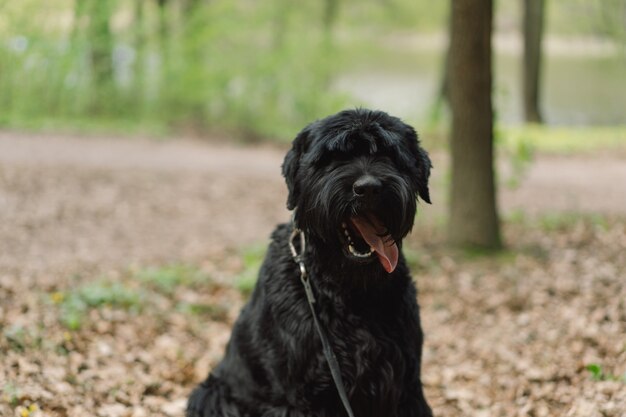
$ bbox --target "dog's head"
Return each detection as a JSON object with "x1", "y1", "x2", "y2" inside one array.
[{"x1": 282, "y1": 109, "x2": 431, "y2": 273}]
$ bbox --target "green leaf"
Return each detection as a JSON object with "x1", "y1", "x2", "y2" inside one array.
[{"x1": 586, "y1": 363, "x2": 604, "y2": 381}]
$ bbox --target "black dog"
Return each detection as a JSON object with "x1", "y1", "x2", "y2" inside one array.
[{"x1": 187, "y1": 109, "x2": 433, "y2": 417}]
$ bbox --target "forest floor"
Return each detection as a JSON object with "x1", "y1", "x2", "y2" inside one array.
[{"x1": 0, "y1": 131, "x2": 625, "y2": 417}]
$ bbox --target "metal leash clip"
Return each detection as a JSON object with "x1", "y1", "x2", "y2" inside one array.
[
  {"x1": 287, "y1": 225, "x2": 355, "y2": 417},
  {"x1": 289, "y1": 227, "x2": 315, "y2": 304}
]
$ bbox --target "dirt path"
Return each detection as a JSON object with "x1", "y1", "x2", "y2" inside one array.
[
  {"x1": 1, "y1": 131, "x2": 625, "y2": 279},
  {"x1": 0, "y1": 132, "x2": 290, "y2": 281}
]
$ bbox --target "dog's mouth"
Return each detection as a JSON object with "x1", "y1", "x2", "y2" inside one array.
[{"x1": 340, "y1": 214, "x2": 399, "y2": 273}]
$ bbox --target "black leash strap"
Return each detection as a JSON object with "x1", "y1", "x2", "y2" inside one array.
[{"x1": 289, "y1": 228, "x2": 356, "y2": 417}]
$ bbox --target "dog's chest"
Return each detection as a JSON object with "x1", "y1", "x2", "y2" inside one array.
[{"x1": 312, "y1": 299, "x2": 415, "y2": 414}]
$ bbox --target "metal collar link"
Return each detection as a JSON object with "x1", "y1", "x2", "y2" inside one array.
[
  {"x1": 289, "y1": 227, "x2": 315, "y2": 304},
  {"x1": 288, "y1": 226, "x2": 355, "y2": 417}
]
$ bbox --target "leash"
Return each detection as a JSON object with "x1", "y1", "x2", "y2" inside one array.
[{"x1": 289, "y1": 227, "x2": 356, "y2": 417}]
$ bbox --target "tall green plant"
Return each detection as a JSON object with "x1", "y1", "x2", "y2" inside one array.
[{"x1": 0, "y1": 0, "x2": 347, "y2": 139}]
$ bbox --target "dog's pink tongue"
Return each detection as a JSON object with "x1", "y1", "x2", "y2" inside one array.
[{"x1": 350, "y1": 215, "x2": 399, "y2": 273}]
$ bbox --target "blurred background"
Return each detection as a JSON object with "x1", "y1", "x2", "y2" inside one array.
[
  {"x1": 1, "y1": 0, "x2": 625, "y2": 137},
  {"x1": 1, "y1": 1, "x2": 625, "y2": 417}
]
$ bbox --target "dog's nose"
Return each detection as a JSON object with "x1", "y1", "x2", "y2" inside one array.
[{"x1": 353, "y1": 175, "x2": 383, "y2": 198}]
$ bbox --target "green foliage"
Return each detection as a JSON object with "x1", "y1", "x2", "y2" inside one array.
[
  {"x1": 587, "y1": 363, "x2": 604, "y2": 380},
  {"x1": 2, "y1": 0, "x2": 624, "y2": 138},
  {"x1": 496, "y1": 125, "x2": 536, "y2": 189},
  {"x1": 505, "y1": 208, "x2": 527, "y2": 225},
  {"x1": 55, "y1": 281, "x2": 144, "y2": 330},
  {"x1": 538, "y1": 212, "x2": 609, "y2": 233},
  {"x1": 235, "y1": 244, "x2": 267, "y2": 295},
  {"x1": 76, "y1": 282, "x2": 143, "y2": 309},
  {"x1": 176, "y1": 302, "x2": 228, "y2": 321},
  {"x1": 339, "y1": 0, "x2": 447, "y2": 31},
  {"x1": 3, "y1": 325, "x2": 42, "y2": 352},
  {"x1": 496, "y1": 124, "x2": 626, "y2": 190},
  {"x1": 51, "y1": 263, "x2": 224, "y2": 329},
  {"x1": 460, "y1": 245, "x2": 509, "y2": 260},
  {"x1": 508, "y1": 136, "x2": 534, "y2": 188},
  {"x1": 133, "y1": 263, "x2": 227, "y2": 320},
  {"x1": 502, "y1": 125, "x2": 626, "y2": 154},
  {"x1": 586, "y1": 363, "x2": 626, "y2": 382},
  {"x1": 134, "y1": 263, "x2": 208, "y2": 294},
  {"x1": 505, "y1": 210, "x2": 611, "y2": 233},
  {"x1": 548, "y1": 0, "x2": 626, "y2": 42},
  {"x1": 1, "y1": 382, "x2": 20, "y2": 407},
  {"x1": 156, "y1": 0, "x2": 349, "y2": 139},
  {"x1": 402, "y1": 248, "x2": 423, "y2": 270},
  {"x1": 0, "y1": 0, "x2": 349, "y2": 140}
]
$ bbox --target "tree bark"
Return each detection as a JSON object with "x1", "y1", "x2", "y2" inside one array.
[
  {"x1": 324, "y1": 0, "x2": 340, "y2": 37},
  {"x1": 88, "y1": 0, "x2": 115, "y2": 87},
  {"x1": 448, "y1": 0, "x2": 502, "y2": 249},
  {"x1": 134, "y1": 0, "x2": 146, "y2": 111},
  {"x1": 523, "y1": 0, "x2": 545, "y2": 123},
  {"x1": 80, "y1": 0, "x2": 115, "y2": 114},
  {"x1": 436, "y1": 8, "x2": 452, "y2": 107}
]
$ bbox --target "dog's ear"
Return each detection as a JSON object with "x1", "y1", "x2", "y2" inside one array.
[
  {"x1": 402, "y1": 125, "x2": 432, "y2": 204},
  {"x1": 415, "y1": 146, "x2": 432, "y2": 204},
  {"x1": 282, "y1": 126, "x2": 310, "y2": 210}
]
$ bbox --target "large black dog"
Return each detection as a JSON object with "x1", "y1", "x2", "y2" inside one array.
[{"x1": 188, "y1": 109, "x2": 433, "y2": 417}]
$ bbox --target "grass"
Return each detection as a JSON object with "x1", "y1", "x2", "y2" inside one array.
[
  {"x1": 50, "y1": 263, "x2": 231, "y2": 330},
  {"x1": 234, "y1": 244, "x2": 267, "y2": 295},
  {"x1": 0, "y1": 115, "x2": 172, "y2": 139},
  {"x1": 2, "y1": 383, "x2": 20, "y2": 407},
  {"x1": 3, "y1": 326, "x2": 42, "y2": 353},
  {"x1": 425, "y1": 103, "x2": 626, "y2": 154},
  {"x1": 505, "y1": 210, "x2": 612, "y2": 233},
  {"x1": 53, "y1": 281, "x2": 145, "y2": 330},
  {"x1": 586, "y1": 363, "x2": 626, "y2": 383},
  {"x1": 51, "y1": 264, "x2": 210, "y2": 329},
  {"x1": 134, "y1": 263, "x2": 209, "y2": 294},
  {"x1": 407, "y1": 211, "x2": 620, "y2": 273},
  {"x1": 538, "y1": 213, "x2": 610, "y2": 232},
  {"x1": 493, "y1": 124, "x2": 626, "y2": 193},
  {"x1": 48, "y1": 211, "x2": 618, "y2": 331},
  {"x1": 500, "y1": 125, "x2": 626, "y2": 154},
  {"x1": 175, "y1": 302, "x2": 229, "y2": 321}
]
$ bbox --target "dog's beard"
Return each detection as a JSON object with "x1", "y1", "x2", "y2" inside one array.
[{"x1": 295, "y1": 168, "x2": 416, "y2": 273}]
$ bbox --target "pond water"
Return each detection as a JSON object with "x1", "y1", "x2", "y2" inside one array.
[{"x1": 335, "y1": 48, "x2": 626, "y2": 126}]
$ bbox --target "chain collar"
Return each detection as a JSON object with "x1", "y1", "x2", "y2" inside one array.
[{"x1": 289, "y1": 227, "x2": 315, "y2": 304}]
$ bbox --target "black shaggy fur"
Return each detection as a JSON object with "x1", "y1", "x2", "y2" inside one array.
[{"x1": 187, "y1": 109, "x2": 433, "y2": 417}]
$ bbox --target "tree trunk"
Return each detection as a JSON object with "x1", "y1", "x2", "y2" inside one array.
[
  {"x1": 324, "y1": 0, "x2": 340, "y2": 39},
  {"x1": 448, "y1": 0, "x2": 502, "y2": 249},
  {"x1": 157, "y1": 0, "x2": 169, "y2": 56},
  {"x1": 523, "y1": 0, "x2": 545, "y2": 123},
  {"x1": 436, "y1": 8, "x2": 452, "y2": 107},
  {"x1": 88, "y1": 0, "x2": 115, "y2": 87},
  {"x1": 134, "y1": 0, "x2": 146, "y2": 113},
  {"x1": 85, "y1": 0, "x2": 115, "y2": 114},
  {"x1": 71, "y1": 0, "x2": 87, "y2": 43}
]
